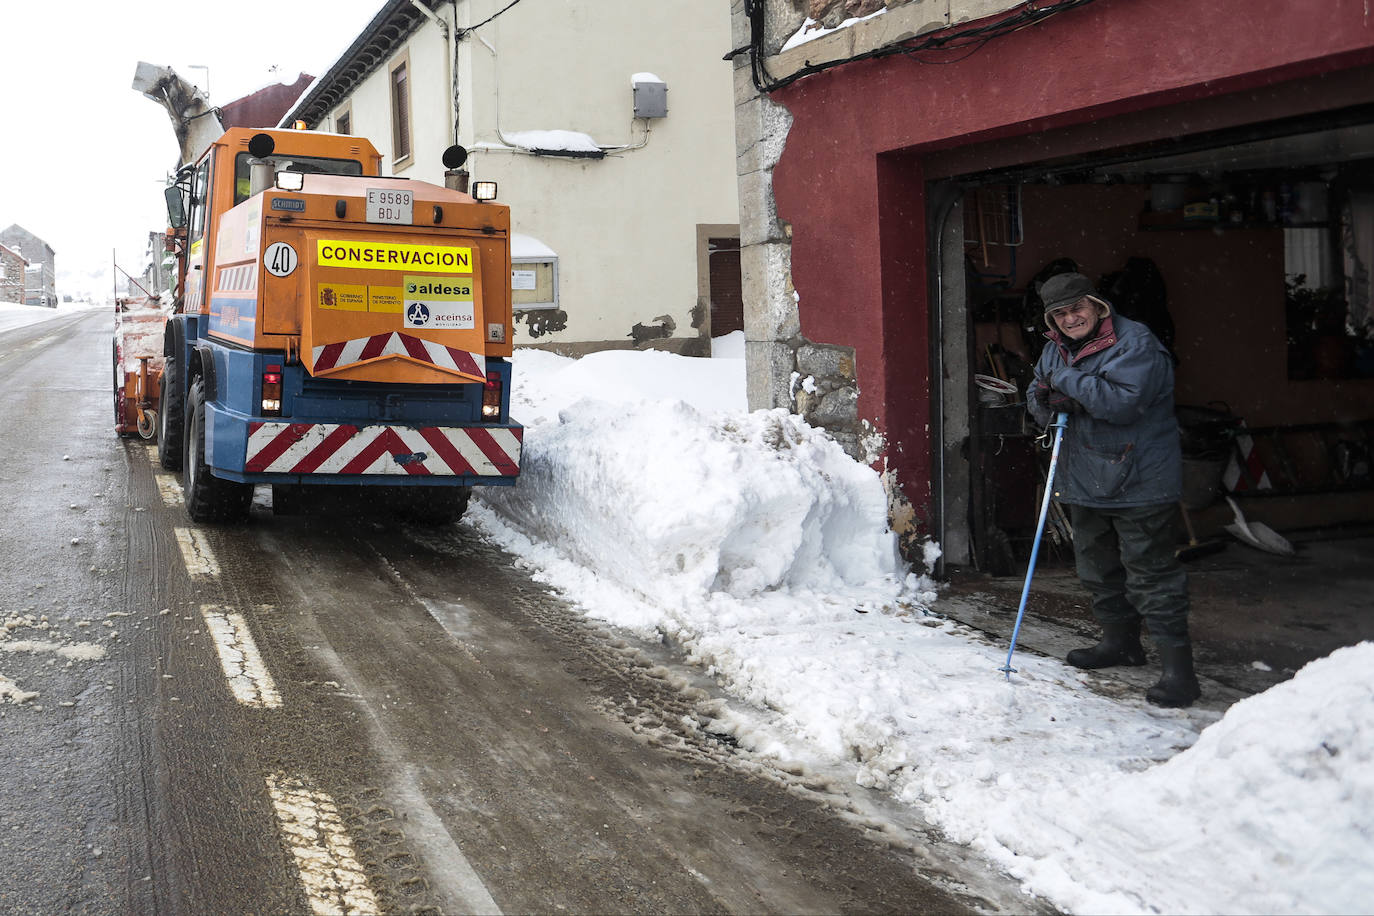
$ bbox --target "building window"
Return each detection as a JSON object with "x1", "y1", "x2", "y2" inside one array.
[
  {"x1": 390, "y1": 54, "x2": 412, "y2": 166},
  {"x1": 336, "y1": 108, "x2": 351, "y2": 136}
]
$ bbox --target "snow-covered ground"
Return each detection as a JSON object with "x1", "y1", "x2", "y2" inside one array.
[
  {"x1": 473, "y1": 332, "x2": 1374, "y2": 915},
  {"x1": 0, "y1": 298, "x2": 105, "y2": 335}
]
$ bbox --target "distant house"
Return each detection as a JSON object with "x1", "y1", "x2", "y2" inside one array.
[
  {"x1": 0, "y1": 225, "x2": 56, "y2": 307},
  {"x1": 0, "y1": 243, "x2": 27, "y2": 304},
  {"x1": 219, "y1": 74, "x2": 314, "y2": 129},
  {"x1": 282, "y1": 0, "x2": 739, "y2": 356}
]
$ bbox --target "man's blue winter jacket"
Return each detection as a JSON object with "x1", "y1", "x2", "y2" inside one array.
[{"x1": 1028, "y1": 306, "x2": 1181, "y2": 508}]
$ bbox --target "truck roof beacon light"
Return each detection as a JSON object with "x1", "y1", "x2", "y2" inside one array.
[{"x1": 473, "y1": 181, "x2": 498, "y2": 202}]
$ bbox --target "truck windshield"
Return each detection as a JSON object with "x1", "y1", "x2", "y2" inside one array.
[{"x1": 234, "y1": 153, "x2": 364, "y2": 205}]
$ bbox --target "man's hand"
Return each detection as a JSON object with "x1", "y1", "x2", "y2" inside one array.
[
  {"x1": 1047, "y1": 389, "x2": 1084, "y2": 414},
  {"x1": 1035, "y1": 377, "x2": 1083, "y2": 414}
]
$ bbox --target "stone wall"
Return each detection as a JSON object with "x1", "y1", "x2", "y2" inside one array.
[
  {"x1": 0, "y1": 247, "x2": 26, "y2": 304},
  {"x1": 733, "y1": 4, "x2": 871, "y2": 463},
  {"x1": 800, "y1": 0, "x2": 903, "y2": 30}
]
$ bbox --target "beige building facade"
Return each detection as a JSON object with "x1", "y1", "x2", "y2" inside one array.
[{"x1": 286, "y1": 0, "x2": 740, "y2": 356}]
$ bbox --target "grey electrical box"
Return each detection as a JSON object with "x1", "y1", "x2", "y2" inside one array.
[{"x1": 632, "y1": 76, "x2": 668, "y2": 119}]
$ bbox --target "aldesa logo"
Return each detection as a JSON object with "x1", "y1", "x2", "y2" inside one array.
[
  {"x1": 405, "y1": 280, "x2": 472, "y2": 298},
  {"x1": 317, "y1": 240, "x2": 473, "y2": 273}
]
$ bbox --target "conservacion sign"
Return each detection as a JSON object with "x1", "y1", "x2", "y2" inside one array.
[{"x1": 317, "y1": 240, "x2": 473, "y2": 273}]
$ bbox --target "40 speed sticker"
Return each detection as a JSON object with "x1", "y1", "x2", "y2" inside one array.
[
  {"x1": 264, "y1": 242, "x2": 299, "y2": 277},
  {"x1": 403, "y1": 275, "x2": 475, "y2": 330}
]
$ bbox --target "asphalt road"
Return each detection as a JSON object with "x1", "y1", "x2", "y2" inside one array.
[{"x1": 0, "y1": 309, "x2": 1043, "y2": 915}]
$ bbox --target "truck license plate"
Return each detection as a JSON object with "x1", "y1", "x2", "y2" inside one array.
[{"x1": 366, "y1": 188, "x2": 413, "y2": 224}]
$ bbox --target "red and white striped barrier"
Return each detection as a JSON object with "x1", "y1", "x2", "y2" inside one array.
[
  {"x1": 245, "y1": 422, "x2": 521, "y2": 477},
  {"x1": 311, "y1": 332, "x2": 485, "y2": 379},
  {"x1": 1223, "y1": 426, "x2": 1273, "y2": 492}
]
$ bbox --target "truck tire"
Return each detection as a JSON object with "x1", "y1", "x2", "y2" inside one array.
[
  {"x1": 157, "y1": 353, "x2": 184, "y2": 470},
  {"x1": 183, "y1": 378, "x2": 252, "y2": 522}
]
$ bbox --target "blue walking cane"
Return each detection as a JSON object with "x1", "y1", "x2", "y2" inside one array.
[{"x1": 1000, "y1": 411, "x2": 1069, "y2": 679}]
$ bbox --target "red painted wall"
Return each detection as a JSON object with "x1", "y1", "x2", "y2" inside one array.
[{"x1": 769, "y1": 0, "x2": 1374, "y2": 518}]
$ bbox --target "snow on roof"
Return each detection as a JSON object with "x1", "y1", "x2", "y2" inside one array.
[
  {"x1": 511, "y1": 233, "x2": 557, "y2": 260},
  {"x1": 503, "y1": 129, "x2": 601, "y2": 154},
  {"x1": 781, "y1": 8, "x2": 887, "y2": 51},
  {"x1": 630, "y1": 72, "x2": 663, "y2": 85}
]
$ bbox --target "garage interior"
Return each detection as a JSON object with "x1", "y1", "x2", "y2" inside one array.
[{"x1": 936, "y1": 103, "x2": 1374, "y2": 700}]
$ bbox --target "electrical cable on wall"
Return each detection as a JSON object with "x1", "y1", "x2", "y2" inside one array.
[
  {"x1": 458, "y1": 0, "x2": 526, "y2": 37},
  {"x1": 741, "y1": 0, "x2": 1100, "y2": 94}
]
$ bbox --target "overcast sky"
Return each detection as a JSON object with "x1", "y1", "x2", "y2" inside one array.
[{"x1": 0, "y1": 1, "x2": 387, "y2": 300}]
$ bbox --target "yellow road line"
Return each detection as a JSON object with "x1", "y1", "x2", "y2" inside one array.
[
  {"x1": 200, "y1": 606, "x2": 282, "y2": 709},
  {"x1": 265, "y1": 773, "x2": 379, "y2": 915}
]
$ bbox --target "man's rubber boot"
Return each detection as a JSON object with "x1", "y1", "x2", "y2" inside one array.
[
  {"x1": 1066, "y1": 618, "x2": 1147, "y2": 669},
  {"x1": 1146, "y1": 643, "x2": 1202, "y2": 708}
]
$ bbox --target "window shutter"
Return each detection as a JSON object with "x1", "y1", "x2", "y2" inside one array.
[{"x1": 392, "y1": 63, "x2": 411, "y2": 161}]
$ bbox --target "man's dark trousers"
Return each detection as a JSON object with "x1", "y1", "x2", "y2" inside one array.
[{"x1": 1069, "y1": 502, "x2": 1190, "y2": 649}]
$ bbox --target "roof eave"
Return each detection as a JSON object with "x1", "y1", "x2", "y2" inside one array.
[{"x1": 280, "y1": 0, "x2": 441, "y2": 128}]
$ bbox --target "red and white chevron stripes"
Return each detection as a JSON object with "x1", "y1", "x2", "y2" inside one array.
[
  {"x1": 311, "y1": 332, "x2": 485, "y2": 379},
  {"x1": 245, "y1": 422, "x2": 521, "y2": 477}
]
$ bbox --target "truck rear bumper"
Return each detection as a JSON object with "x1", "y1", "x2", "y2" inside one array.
[{"x1": 207, "y1": 410, "x2": 522, "y2": 484}]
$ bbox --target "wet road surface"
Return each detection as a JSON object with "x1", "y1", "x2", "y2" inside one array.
[{"x1": 1, "y1": 310, "x2": 1045, "y2": 914}]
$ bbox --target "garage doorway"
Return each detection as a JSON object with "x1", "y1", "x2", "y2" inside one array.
[{"x1": 933, "y1": 104, "x2": 1374, "y2": 693}]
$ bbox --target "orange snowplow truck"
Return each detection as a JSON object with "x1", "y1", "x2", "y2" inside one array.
[{"x1": 137, "y1": 127, "x2": 521, "y2": 522}]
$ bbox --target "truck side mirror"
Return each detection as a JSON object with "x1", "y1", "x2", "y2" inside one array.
[{"x1": 165, "y1": 186, "x2": 187, "y2": 229}]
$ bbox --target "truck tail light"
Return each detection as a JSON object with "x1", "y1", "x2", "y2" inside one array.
[
  {"x1": 262, "y1": 364, "x2": 283, "y2": 416},
  {"x1": 482, "y1": 371, "x2": 501, "y2": 419}
]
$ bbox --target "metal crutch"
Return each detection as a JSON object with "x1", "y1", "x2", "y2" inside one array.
[{"x1": 1000, "y1": 411, "x2": 1069, "y2": 680}]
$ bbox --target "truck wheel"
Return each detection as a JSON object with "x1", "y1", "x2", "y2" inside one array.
[
  {"x1": 401, "y1": 486, "x2": 471, "y2": 525},
  {"x1": 158, "y1": 354, "x2": 184, "y2": 470},
  {"x1": 183, "y1": 378, "x2": 251, "y2": 522}
]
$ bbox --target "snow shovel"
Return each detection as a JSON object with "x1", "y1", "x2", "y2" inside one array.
[
  {"x1": 1001, "y1": 411, "x2": 1069, "y2": 680},
  {"x1": 1224, "y1": 495, "x2": 1296, "y2": 556}
]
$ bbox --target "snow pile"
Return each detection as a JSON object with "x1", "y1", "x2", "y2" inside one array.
[
  {"x1": 482, "y1": 346, "x2": 900, "y2": 606},
  {"x1": 782, "y1": 9, "x2": 887, "y2": 52},
  {"x1": 976, "y1": 642, "x2": 1374, "y2": 914},
  {"x1": 471, "y1": 341, "x2": 1374, "y2": 914},
  {"x1": 502, "y1": 129, "x2": 601, "y2": 154},
  {"x1": 116, "y1": 294, "x2": 175, "y2": 372}
]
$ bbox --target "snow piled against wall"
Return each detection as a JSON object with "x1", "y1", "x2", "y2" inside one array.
[{"x1": 480, "y1": 347, "x2": 903, "y2": 607}]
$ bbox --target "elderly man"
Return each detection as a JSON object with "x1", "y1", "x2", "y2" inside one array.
[{"x1": 1027, "y1": 271, "x2": 1200, "y2": 708}]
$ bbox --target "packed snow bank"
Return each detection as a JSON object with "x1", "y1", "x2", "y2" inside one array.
[
  {"x1": 471, "y1": 341, "x2": 1373, "y2": 914},
  {"x1": 484, "y1": 400, "x2": 902, "y2": 603},
  {"x1": 976, "y1": 642, "x2": 1374, "y2": 914},
  {"x1": 484, "y1": 343, "x2": 899, "y2": 605},
  {"x1": 0, "y1": 298, "x2": 103, "y2": 335}
]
